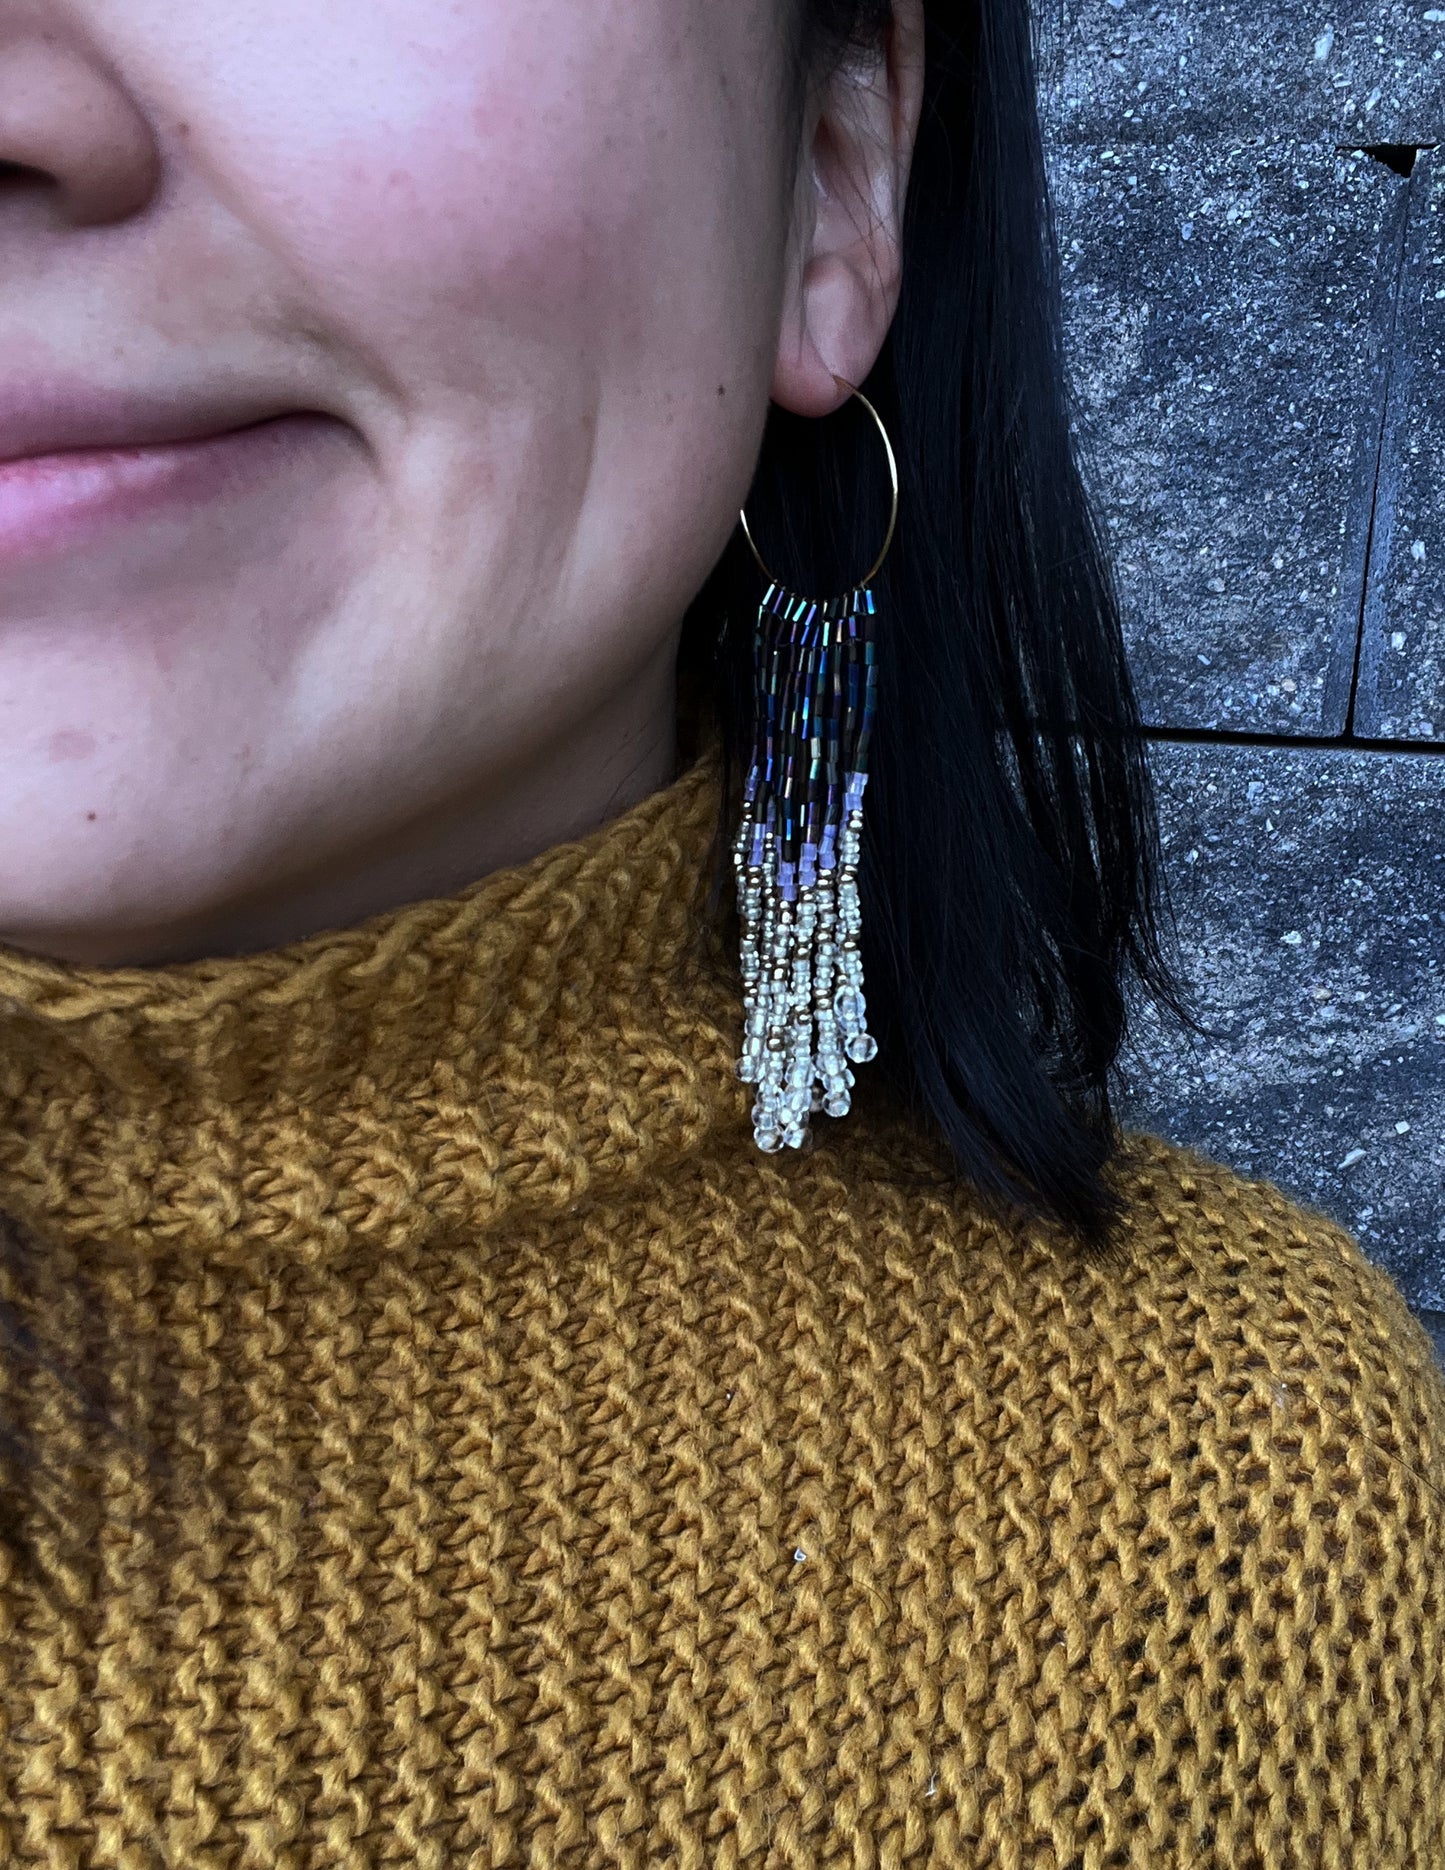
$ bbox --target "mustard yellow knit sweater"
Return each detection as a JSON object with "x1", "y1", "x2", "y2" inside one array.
[{"x1": 0, "y1": 738, "x2": 1440, "y2": 1869}]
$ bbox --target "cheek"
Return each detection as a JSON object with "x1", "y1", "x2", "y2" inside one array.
[
  {"x1": 241, "y1": 4, "x2": 768, "y2": 405},
  {"x1": 302, "y1": 133, "x2": 607, "y2": 359}
]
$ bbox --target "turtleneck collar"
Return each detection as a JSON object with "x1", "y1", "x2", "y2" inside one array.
[{"x1": 0, "y1": 738, "x2": 751, "y2": 1268}]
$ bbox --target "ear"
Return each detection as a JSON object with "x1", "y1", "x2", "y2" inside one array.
[{"x1": 771, "y1": 0, "x2": 927, "y2": 419}]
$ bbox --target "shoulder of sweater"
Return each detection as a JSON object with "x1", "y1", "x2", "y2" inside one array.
[
  {"x1": 1109, "y1": 1126, "x2": 1444, "y2": 1412},
  {"x1": 1113, "y1": 1127, "x2": 1436, "y2": 1379},
  {"x1": 809, "y1": 1115, "x2": 1445, "y2": 1503}
]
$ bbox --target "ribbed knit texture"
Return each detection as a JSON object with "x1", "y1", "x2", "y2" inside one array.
[{"x1": 0, "y1": 738, "x2": 1441, "y2": 1868}]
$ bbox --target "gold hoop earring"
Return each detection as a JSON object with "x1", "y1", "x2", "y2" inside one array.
[
  {"x1": 738, "y1": 378, "x2": 900, "y2": 593},
  {"x1": 730, "y1": 375, "x2": 899, "y2": 1153}
]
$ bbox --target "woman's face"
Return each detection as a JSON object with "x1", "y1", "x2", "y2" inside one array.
[{"x1": 0, "y1": 1, "x2": 918, "y2": 964}]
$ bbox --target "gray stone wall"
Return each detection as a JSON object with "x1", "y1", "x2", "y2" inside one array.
[{"x1": 1035, "y1": 2, "x2": 1444, "y2": 1359}]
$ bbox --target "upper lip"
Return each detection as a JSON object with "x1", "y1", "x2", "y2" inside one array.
[{"x1": 0, "y1": 385, "x2": 302, "y2": 467}]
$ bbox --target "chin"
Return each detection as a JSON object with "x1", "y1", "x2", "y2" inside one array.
[{"x1": 0, "y1": 817, "x2": 199, "y2": 967}]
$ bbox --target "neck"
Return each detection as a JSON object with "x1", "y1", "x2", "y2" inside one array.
[
  {"x1": 5, "y1": 654, "x2": 681, "y2": 970},
  {"x1": 0, "y1": 730, "x2": 750, "y2": 1268}
]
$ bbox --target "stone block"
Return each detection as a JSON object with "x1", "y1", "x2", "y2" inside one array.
[
  {"x1": 1047, "y1": 135, "x2": 1406, "y2": 732},
  {"x1": 1035, "y1": 0, "x2": 1445, "y2": 145},
  {"x1": 1355, "y1": 147, "x2": 1445, "y2": 741},
  {"x1": 1114, "y1": 739, "x2": 1445, "y2": 1315}
]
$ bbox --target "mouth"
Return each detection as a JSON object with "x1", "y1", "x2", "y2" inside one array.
[
  {"x1": 0, "y1": 412, "x2": 345, "y2": 566},
  {"x1": 0, "y1": 381, "x2": 316, "y2": 466}
]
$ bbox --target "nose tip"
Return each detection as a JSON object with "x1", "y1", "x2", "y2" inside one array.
[{"x1": 0, "y1": 36, "x2": 161, "y2": 228}]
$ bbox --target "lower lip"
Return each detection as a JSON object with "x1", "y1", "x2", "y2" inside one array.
[{"x1": 0, "y1": 415, "x2": 334, "y2": 564}]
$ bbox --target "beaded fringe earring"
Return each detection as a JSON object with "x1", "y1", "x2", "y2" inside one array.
[{"x1": 732, "y1": 377, "x2": 899, "y2": 1153}]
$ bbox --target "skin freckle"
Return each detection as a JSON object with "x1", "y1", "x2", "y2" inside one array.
[{"x1": 49, "y1": 730, "x2": 97, "y2": 764}]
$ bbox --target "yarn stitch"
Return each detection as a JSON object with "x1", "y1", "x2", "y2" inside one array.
[{"x1": 0, "y1": 738, "x2": 1440, "y2": 1866}]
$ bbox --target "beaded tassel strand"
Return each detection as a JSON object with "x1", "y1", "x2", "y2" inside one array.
[{"x1": 732, "y1": 580, "x2": 879, "y2": 1152}]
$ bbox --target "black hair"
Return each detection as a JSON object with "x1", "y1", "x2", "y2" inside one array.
[{"x1": 676, "y1": 0, "x2": 1206, "y2": 1251}]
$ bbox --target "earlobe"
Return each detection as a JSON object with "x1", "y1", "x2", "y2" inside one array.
[{"x1": 770, "y1": 251, "x2": 876, "y2": 418}]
